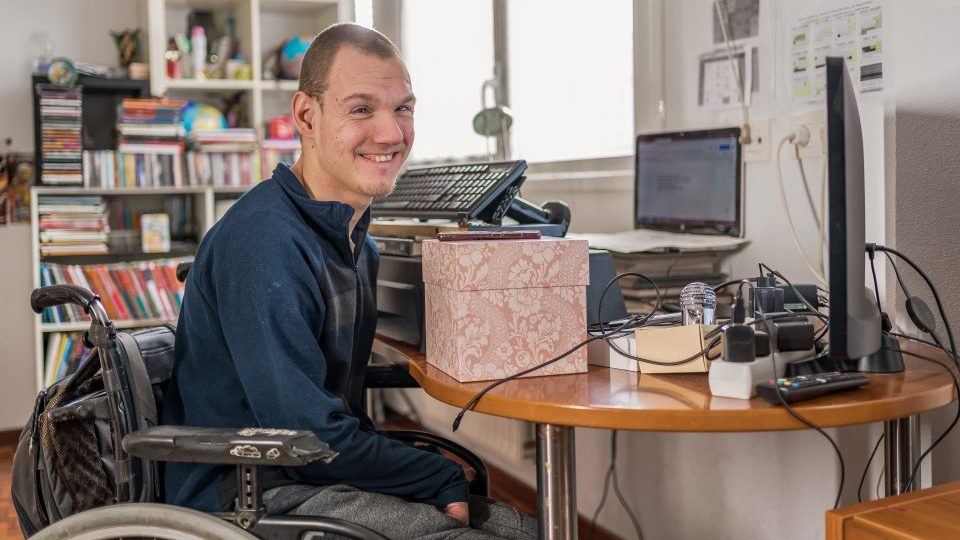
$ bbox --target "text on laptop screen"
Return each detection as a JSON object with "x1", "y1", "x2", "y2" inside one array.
[{"x1": 635, "y1": 132, "x2": 739, "y2": 230}]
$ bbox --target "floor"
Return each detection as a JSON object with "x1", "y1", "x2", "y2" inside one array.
[{"x1": 0, "y1": 444, "x2": 21, "y2": 540}]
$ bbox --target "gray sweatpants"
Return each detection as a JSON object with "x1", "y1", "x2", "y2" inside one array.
[{"x1": 263, "y1": 484, "x2": 538, "y2": 539}]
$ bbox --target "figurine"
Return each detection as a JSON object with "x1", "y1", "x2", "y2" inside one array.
[{"x1": 110, "y1": 28, "x2": 141, "y2": 68}]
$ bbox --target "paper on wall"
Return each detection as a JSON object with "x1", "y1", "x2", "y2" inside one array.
[
  {"x1": 698, "y1": 43, "x2": 758, "y2": 110},
  {"x1": 786, "y1": 0, "x2": 884, "y2": 107}
]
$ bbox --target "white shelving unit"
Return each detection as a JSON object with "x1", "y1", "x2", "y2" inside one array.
[
  {"x1": 147, "y1": 0, "x2": 354, "y2": 134},
  {"x1": 29, "y1": 185, "x2": 257, "y2": 391}
]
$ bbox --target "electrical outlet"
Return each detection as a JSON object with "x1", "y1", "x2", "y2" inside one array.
[
  {"x1": 788, "y1": 111, "x2": 827, "y2": 158},
  {"x1": 742, "y1": 119, "x2": 771, "y2": 163}
]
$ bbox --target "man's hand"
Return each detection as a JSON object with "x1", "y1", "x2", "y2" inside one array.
[
  {"x1": 438, "y1": 448, "x2": 477, "y2": 483},
  {"x1": 443, "y1": 501, "x2": 469, "y2": 525}
]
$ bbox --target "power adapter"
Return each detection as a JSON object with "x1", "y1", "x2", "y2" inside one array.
[{"x1": 724, "y1": 325, "x2": 756, "y2": 363}]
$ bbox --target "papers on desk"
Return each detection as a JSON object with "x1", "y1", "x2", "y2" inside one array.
[{"x1": 568, "y1": 230, "x2": 749, "y2": 254}]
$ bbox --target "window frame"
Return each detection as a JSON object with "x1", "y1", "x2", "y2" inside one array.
[{"x1": 383, "y1": 0, "x2": 664, "y2": 182}]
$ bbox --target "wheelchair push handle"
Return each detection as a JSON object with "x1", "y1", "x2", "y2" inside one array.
[
  {"x1": 31, "y1": 284, "x2": 111, "y2": 325},
  {"x1": 175, "y1": 261, "x2": 192, "y2": 283}
]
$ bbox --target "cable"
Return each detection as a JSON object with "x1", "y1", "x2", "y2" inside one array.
[
  {"x1": 757, "y1": 264, "x2": 829, "y2": 324},
  {"x1": 886, "y1": 345, "x2": 960, "y2": 491},
  {"x1": 757, "y1": 264, "x2": 844, "y2": 509},
  {"x1": 712, "y1": 0, "x2": 751, "y2": 144},
  {"x1": 451, "y1": 331, "x2": 604, "y2": 432},
  {"x1": 857, "y1": 434, "x2": 883, "y2": 503},
  {"x1": 883, "y1": 251, "x2": 911, "y2": 301},
  {"x1": 887, "y1": 331, "x2": 949, "y2": 354},
  {"x1": 875, "y1": 463, "x2": 885, "y2": 500},
  {"x1": 598, "y1": 272, "x2": 662, "y2": 338},
  {"x1": 774, "y1": 135, "x2": 829, "y2": 286},
  {"x1": 874, "y1": 245, "x2": 958, "y2": 370},
  {"x1": 868, "y1": 249, "x2": 883, "y2": 313},
  {"x1": 588, "y1": 431, "x2": 644, "y2": 540},
  {"x1": 454, "y1": 271, "x2": 655, "y2": 431},
  {"x1": 882, "y1": 249, "x2": 953, "y2": 361},
  {"x1": 793, "y1": 143, "x2": 820, "y2": 234},
  {"x1": 712, "y1": 278, "x2": 747, "y2": 293}
]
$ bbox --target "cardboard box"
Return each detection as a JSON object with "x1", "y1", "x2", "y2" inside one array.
[
  {"x1": 422, "y1": 237, "x2": 589, "y2": 382},
  {"x1": 631, "y1": 324, "x2": 721, "y2": 374}
]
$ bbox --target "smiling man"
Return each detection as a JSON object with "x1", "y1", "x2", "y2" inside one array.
[{"x1": 162, "y1": 23, "x2": 535, "y2": 539}]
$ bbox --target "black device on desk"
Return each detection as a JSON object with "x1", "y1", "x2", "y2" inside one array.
[
  {"x1": 371, "y1": 159, "x2": 571, "y2": 237},
  {"x1": 372, "y1": 160, "x2": 526, "y2": 221}
]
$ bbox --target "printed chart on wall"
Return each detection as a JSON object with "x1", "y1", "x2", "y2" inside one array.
[
  {"x1": 787, "y1": 0, "x2": 884, "y2": 107},
  {"x1": 699, "y1": 0, "x2": 761, "y2": 110}
]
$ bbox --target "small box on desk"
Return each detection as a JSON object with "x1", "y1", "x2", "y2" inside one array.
[
  {"x1": 422, "y1": 237, "x2": 589, "y2": 382},
  {"x1": 588, "y1": 324, "x2": 720, "y2": 374}
]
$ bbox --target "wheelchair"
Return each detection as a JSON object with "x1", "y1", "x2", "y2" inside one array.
[{"x1": 12, "y1": 282, "x2": 488, "y2": 539}]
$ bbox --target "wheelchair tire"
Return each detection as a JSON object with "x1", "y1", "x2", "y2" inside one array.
[{"x1": 30, "y1": 503, "x2": 259, "y2": 540}]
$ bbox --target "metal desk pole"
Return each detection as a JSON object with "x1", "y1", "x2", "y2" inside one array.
[
  {"x1": 536, "y1": 424, "x2": 577, "y2": 540},
  {"x1": 884, "y1": 415, "x2": 920, "y2": 496}
]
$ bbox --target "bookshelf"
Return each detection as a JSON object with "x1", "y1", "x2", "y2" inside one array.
[
  {"x1": 27, "y1": 0, "x2": 338, "y2": 391},
  {"x1": 28, "y1": 184, "x2": 249, "y2": 391},
  {"x1": 146, "y1": 0, "x2": 355, "y2": 134}
]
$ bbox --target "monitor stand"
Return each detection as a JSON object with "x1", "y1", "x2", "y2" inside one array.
[
  {"x1": 842, "y1": 333, "x2": 905, "y2": 373},
  {"x1": 785, "y1": 318, "x2": 905, "y2": 377}
]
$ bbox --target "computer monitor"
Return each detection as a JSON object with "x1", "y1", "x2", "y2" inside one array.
[
  {"x1": 634, "y1": 127, "x2": 743, "y2": 237},
  {"x1": 826, "y1": 56, "x2": 883, "y2": 365}
]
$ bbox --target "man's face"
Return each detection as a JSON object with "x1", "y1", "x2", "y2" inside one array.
[{"x1": 307, "y1": 46, "x2": 415, "y2": 200}]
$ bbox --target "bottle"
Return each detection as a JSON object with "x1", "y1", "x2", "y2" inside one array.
[{"x1": 191, "y1": 26, "x2": 207, "y2": 79}]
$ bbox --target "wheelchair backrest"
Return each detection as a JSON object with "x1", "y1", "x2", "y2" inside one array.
[{"x1": 11, "y1": 324, "x2": 177, "y2": 537}]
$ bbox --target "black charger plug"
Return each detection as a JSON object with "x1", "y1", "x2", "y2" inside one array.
[{"x1": 724, "y1": 324, "x2": 756, "y2": 362}]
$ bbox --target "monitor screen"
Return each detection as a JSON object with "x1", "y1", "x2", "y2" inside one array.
[
  {"x1": 634, "y1": 127, "x2": 742, "y2": 236},
  {"x1": 826, "y1": 56, "x2": 882, "y2": 365}
]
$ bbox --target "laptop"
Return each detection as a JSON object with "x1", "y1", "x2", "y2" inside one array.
[{"x1": 573, "y1": 127, "x2": 748, "y2": 254}]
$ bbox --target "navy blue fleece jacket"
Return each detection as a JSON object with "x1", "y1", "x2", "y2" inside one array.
[{"x1": 162, "y1": 163, "x2": 468, "y2": 511}]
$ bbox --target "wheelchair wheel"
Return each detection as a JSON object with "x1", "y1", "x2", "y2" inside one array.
[{"x1": 31, "y1": 503, "x2": 258, "y2": 540}]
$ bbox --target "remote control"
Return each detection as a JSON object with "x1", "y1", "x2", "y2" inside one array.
[{"x1": 756, "y1": 372, "x2": 869, "y2": 404}]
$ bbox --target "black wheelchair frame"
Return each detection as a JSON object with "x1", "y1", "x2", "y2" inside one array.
[{"x1": 19, "y1": 283, "x2": 488, "y2": 539}]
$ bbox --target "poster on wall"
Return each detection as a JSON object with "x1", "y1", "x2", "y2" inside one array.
[
  {"x1": 786, "y1": 0, "x2": 884, "y2": 107},
  {"x1": 700, "y1": 0, "x2": 761, "y2": 111},
  {"x1": 698, "y1": 44, "x2": 758, "y2": 109}
]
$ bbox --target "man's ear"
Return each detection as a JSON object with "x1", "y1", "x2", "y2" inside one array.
[{"x1": 291, "y1": 91, "x2": 319, "y2": 136}]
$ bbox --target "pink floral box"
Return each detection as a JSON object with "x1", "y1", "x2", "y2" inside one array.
[{"x1": 421, "y1": 237, "x2": 590, "y2": 382}]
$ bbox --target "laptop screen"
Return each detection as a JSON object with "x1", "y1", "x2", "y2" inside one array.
[{"x1": 634, "y1": 127, "x2": 742, "y2": 237}]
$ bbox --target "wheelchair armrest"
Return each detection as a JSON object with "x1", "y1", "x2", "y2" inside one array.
[
  {"x1": 123, "y1": 426, "x2": 338, "y2": 467},
  {"x1": 385, "y1": 430, "x2": 489, "y2": 497}
]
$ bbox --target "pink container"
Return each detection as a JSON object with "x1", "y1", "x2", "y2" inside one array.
[{"x1": 421, "y1": 237, "x2": 589, "y2": 382}]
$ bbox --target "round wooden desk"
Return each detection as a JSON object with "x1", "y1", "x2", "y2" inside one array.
[{"x1": 374, "y1": 337, "x2": 957, "y2": 540}]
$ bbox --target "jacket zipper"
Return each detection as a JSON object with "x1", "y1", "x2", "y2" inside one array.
[{"x1": 342, "y1": 235, "x2": 363, "y2": 418}]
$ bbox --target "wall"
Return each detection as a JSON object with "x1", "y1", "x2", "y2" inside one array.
[
  {"x1": 0, "y1": 0, "x2": 144, "y2": 429},
  {"x1": 889, "y1": 0, "x2": 960, "y2": 486}
]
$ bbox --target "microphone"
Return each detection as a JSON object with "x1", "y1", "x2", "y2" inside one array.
[{"x1": 679, "y1": 282, "x2": 717, "y2": 325}]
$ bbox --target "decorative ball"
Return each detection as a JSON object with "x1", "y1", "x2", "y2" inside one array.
[
  {"x1": 182, "y1": 102, "x2": 227, "y2": 133},
  {"x1": 280, "y1": 35, "x2": 312, "y2": 80}
]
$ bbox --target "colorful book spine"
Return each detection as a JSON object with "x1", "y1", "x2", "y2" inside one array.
[{"x1": 38, "y1": 258, "x2": 191, "y2": 323}]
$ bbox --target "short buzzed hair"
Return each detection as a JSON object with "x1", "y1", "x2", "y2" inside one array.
[{"x1": 298, "y1": 23, "x2": 402, "y2": 107}]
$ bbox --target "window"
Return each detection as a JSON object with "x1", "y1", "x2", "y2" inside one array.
[
  {"x1": 506, "y1": 0, "x2": 634, "y2": 162},
  {"x1": 400, "y1": 0, "x2": 494, "y2": 162}
]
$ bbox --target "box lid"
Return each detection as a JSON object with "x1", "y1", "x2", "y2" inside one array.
[{"x1": 422, "y1": 237, "x2": 589, "y2": 291}]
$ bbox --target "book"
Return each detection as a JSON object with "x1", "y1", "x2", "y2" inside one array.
[
  {"x1": 141, "y1": 213, "x2": 171, "y2": 253},
  {"x1": 39, "y1": 259, "x2": 190, "y2": 323}
]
